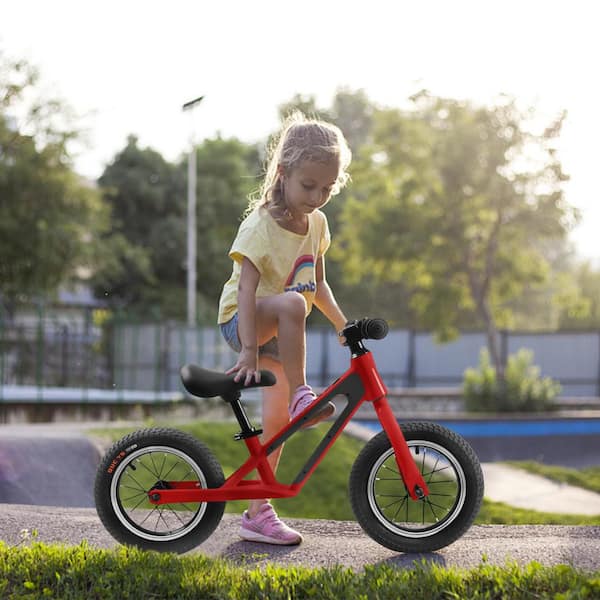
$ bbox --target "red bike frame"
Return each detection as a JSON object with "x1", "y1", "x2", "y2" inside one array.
[{"x1": 148, "y1": 351, "x2": 430, "y2": 506}]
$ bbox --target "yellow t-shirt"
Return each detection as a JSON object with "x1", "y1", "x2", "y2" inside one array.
[{"x1": 217, "y1": 206, "x2": 331, "y2": 324}]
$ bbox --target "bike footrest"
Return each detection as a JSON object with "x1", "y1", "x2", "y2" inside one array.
[{"x1": 234, "y1": 428, "x2": 263, "y2": 441}]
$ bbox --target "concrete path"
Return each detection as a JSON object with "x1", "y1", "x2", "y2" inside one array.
[
  {"x1": 2, "y1": 504, "x2": 600, "y2": 571},
  {"x1": 482, "y1": 463, "x2": 600, "y2": 515}
]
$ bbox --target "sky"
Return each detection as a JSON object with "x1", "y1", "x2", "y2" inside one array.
[{"x1": 1, "y1": 0, "x2": 598, "y2": 262}]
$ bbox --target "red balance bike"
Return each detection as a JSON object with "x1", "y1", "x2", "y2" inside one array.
[{"x1": 95, "y1": 318, "x2": 484, "y2": 554}]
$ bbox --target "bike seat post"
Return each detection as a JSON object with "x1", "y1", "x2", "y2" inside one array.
[{"x1": 223, "y1": 391, "x2": 263, "y2": 440}]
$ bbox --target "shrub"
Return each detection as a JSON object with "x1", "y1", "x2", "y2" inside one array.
[{"x1": 463, "y1": 348, "x2": 561, "y2": 412}]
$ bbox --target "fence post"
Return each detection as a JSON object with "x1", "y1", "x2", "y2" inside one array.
[
  {"x1": 501, "y1": 329, "x2": 509, "y2": 371},
  {"x1": 0, "y1": 304, "x2": 4, "y2": 402},
  {"x1": 597, "y1": 330, "x2": 600, "y2": 397},
  {"x1": 36, "y1": 299, "x2": 44, "y2": 402},
  {"x1": 406, "y1": 329, "x2": 416, "y2": 387},
  {"x1": 83, "y1": 309, "x2": 91, "y2": 403},
  {"x1": 115, "y1": 310, "x2": 125, "y2": 403}
]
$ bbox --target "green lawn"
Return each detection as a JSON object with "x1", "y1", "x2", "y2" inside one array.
[
  {"x1": 2, "y1": 542, "x2": 599, "y2": 599},
  {"x1": 505, "y1": 460, "x2": 600, "y2": 494},
  {"x1": 92, "y1": 421, "x2": 362, "y2": 520},
  {"x1": 91, "y1": 421, "x2": 600, "y2": 525}
]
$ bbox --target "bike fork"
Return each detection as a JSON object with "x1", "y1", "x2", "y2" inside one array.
[{"x1": 373, "y1": 396, "x2": 430, "y2": 501}]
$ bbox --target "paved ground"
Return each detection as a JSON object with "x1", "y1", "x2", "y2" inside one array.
[
  {"x1": 1, "y1": 504, "x2": 599, "y2": 571},
  {"x1": 482, "y1": 463, "x2": 600, "y2": 515}
]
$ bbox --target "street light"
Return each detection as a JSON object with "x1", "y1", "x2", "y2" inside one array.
[{"x1": 182, "y1": 95, "x2": 204, "y2": 327}]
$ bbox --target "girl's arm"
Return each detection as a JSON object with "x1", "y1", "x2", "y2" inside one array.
[
  {"x1": 226, "y1": 256, "x2": 261, "y2": 385},
  {"x1": 314, "y1": 255, "x2": 347, "y2": 333}
]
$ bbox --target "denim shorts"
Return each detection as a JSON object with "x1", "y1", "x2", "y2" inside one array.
[{"x1": 220, "y1": 313, "x2": 280, "y2": 361}]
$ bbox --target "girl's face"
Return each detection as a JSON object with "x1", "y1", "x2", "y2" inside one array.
[{"x1": 281, "y1": 160, "x2": 339, "y2": 216}]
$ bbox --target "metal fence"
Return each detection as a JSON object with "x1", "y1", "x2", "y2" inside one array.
[{"x1": 1, "y1": 308, "x2": 599, "y2": 397}]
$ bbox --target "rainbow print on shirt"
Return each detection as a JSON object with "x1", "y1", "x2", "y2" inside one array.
[{"x1": 284, "y1": 254, "x2": 316, "y2": 294}]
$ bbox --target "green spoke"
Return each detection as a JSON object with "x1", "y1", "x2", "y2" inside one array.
[
  {"x1": 122, "y1": 495, "x2": 148, "y2": 511},
  {"x1": 426, "y1": 499, "x2": 454, "y2": 511},
  {"x1": 422, "y1": 465, "x2": 451, "y2": 478},
  {"x1": 160, "y1": 459, "x2": 183, "y2": 482},
  {"x1": 391, "y1": 496, "x2": 409, "y2": 521},
  {"x1": 377, "y1": 493, "x2": 409, "y2": 498},
  {"x1": 381, "y1": 466, "x2": 400, "y2": 476},
  {"x1": 425, "y1": 479, "x2": 456, "y2": 485},
  {"x1": 136, "y1": 457, "x2": 161, "y2": 479},
  {"x1": 137, "y1": 507, "x2": 158, "y2": 527},
  {"x1": 163, "y1": 505, "x2": 190, "y2": 526},
  {"x1": 158, "y1": 453, "x2": 168, "y2": 478},
  {"x1": 120, "y1": 482, "x2": 148, "y2": 494},
  {"x1": 149, "y1": 453, "x2": 162, "y2": 480},
  {"x1": 380, "y1": 497, "x2": 408, "y2": 510},
  {"x1": 427, "y1": 456, "x2": 441, "y2": 483}
]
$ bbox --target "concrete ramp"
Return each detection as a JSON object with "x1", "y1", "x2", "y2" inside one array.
[{"x1": 0, "y1": 427, "x2": 102, "y2": 508}]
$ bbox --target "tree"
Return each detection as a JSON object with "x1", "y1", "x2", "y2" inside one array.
[
  {"x1": 0, "y1": 51, "x2": 108, "y2": 310},
  {"x1": 337, "y1": 93, "x2": 577, "y2": 377},
  {"x1": 95, "y1": 135, "x2": 261, "y2": 321},
  {"x1": 557, "y1": 260, "x2": 600, "y2": 329},
  {"x1": 191, "y1": 135, "x2": 262, "y2": 319},
  {"x1": 94, "y1": 135, "x2": 184, "y2": 310}
]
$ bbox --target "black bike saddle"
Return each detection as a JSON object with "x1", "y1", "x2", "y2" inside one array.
[{"x1": 180, "y1": 364, "x2": 276, "y2": 400}]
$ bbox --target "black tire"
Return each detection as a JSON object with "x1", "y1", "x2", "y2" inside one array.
[
  {"x1": 349, "y1": 422, "x2": 484, "y2": 553},
  {"x1": 94, "y1": 428, "x2": 225, "y2": 553}
]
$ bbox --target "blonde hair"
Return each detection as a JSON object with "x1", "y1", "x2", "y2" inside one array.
[{"x1": 247, "y1": 111, "x2": 352, "y2": 214}]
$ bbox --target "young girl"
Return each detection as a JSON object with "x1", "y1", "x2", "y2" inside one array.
[{"x1": 217, "y1": 112, "x2": 352, "y2": 545}]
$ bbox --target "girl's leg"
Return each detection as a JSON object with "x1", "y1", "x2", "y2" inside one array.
[
  {"x1": 254, "y1": 292, "x2": 307, "y2": 393},
  {"x1": 240, "y1": 354, "x2": 302, "y2": 544},
  {"x1": 247, "y1": 356, "x2": 288, "y2": 518}
]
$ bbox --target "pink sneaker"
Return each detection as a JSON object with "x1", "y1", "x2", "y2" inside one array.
[
  {"x1": 239, "y1": 503, "x2": 302, "y2": 545},
  {"x1": 289, "y1": 384, "x2": 335, "y2": 429}
]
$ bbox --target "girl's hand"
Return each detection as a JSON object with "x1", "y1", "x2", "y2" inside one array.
[{"x1": 226, "y1": 348, "x2": 260, "y2": 386}]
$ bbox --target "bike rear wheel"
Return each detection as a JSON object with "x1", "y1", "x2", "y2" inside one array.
[
  {"x1": 349, "y1": 422, "x2": 483, "y2": 553},
  {"x1": 95, "y1": 428, "x2": 225, "y2": 553}
]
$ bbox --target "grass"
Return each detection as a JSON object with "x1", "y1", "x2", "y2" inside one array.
[
  {"x1": 505, "y1": 460, "x2": 600, "y2": 494},
  {"x1": 476, "y1": 499, "x2": 600, "y2": 525},
  {"x1": 1, "y1": 541, "x2": 599, "y2": 599},
  {"x1": 92, "y1": 420, "x2": 362, "y2": 520},
  {"x1": 91, "y1": 420, "x2": 600, "y2": 525}
]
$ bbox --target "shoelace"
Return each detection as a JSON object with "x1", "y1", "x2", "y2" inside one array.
[{"x1": 258, "y1": 506, "x2": 286, "y2": 532}]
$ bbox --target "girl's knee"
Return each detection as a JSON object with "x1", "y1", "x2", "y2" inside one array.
[{"x1": 280, "y1": 292, "x2": 307, "y2": 320}]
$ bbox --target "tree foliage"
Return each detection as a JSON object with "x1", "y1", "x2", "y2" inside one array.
[
  {"x1": 94, "y1": 135, "x2": 260, "y2": 320},
  {"x1": 335, "y1": 92, "x2": 577, "y2": 375},
  {"x1": 2, "y1": 49, "x2": 588, "y2": 355},
  {"x1": 0, "y1": 51, "x2": 107, "y2": 308},
  {"x1": 557, "y1": 260, "x2": 600, "y2": 329},
  {"x1": 93, "y1": 135, "x2": 183, "y2": 310}
]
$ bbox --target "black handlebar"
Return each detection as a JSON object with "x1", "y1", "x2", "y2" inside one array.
[
  {"x1": 342, "y1": 318, "x2": 389, "y2": 353},
  {"x1": 359, "y1": 318, "x2": 389, "y2": 340}
]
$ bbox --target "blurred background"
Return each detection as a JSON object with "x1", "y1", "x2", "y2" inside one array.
[
  {"x1": 2, "y1": 0, "x2": 600, "y2": 521},
  {"x1": 1, "y1": 0, "x2": 599, "y2": 420}
]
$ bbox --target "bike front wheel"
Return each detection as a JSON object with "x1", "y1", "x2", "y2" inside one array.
[
  {"x1": 349, "y1": 422, "x2": 484, "y2": 553},
  {"x1": 95, "y1": 428, "x2": 225, "y2": 553}
]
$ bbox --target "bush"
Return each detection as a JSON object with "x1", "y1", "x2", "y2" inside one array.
[{"x1": 463, "y1": 348, "x2": 561, "y2": 412}]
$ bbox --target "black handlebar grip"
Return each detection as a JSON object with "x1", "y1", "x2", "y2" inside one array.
[{"x1": 361, "y1": 318, "x2": 389, "y2": 340}]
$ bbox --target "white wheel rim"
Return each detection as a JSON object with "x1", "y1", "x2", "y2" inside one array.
[
  {"x1": 367, "y1": 439, "x2": 467, "y2": 538},
  {"x1": 110, "y1": 445, "x2": 208, "y2": 542}
]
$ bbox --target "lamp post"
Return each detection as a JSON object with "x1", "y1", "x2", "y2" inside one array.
[{"x1": 182, "y1": 95, "x2": 204, "y2": 327}]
